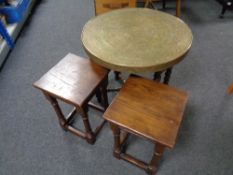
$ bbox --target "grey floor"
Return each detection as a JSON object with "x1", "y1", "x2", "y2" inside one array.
[{"x1": 0, "y1": 0, "x2": 233, "y2": 175}]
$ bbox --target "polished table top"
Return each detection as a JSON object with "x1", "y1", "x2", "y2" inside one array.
[{"x1": 81, "y1": 8, "x2": 192, "y2": 73}]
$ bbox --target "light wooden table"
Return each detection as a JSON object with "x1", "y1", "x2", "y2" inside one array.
[{"x1": 82, "y1": 8, "x2": 192, "y2": 82}]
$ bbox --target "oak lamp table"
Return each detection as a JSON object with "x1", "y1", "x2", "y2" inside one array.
[
  {"x1": 103, "y1": 75, "x2": 188, "y2": 174},
  {"x1": 33, "y1": 53, "x2": 109, "y2": 144}
]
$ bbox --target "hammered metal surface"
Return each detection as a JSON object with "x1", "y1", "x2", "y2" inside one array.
[{"x1": 82, "y1": 8, "x2": 192, "y2": 73}]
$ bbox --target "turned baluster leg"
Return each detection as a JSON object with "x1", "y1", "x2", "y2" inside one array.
[
  {"x1": 95, "y1": 87, "x2": 102, "y2": 104},
  {"x1": 43, "y1": 92, "x2": 67, "y2": 130},
  {"x1": 110, "y1": 123, "x2": 121, "y2": 159},
  {"x1": 101, "y1": 77, "x2": 109, "y2": 110},
  {"x1": 162, "y1": 0, "x2": 166, "y2": 9},
  {"x1": 163, "y1": 67, "x2": 172, "y2": 84},
  {"x1": 147, "y1": 143, "x2": 165, "y2": 175},
  {"x1": 145, "y1": 0, "x2": 154, "y2": 8},
  {"x1": 114, "y1": 71, "x2": 121, "y2": 80},
  {"x1": 144, "y1": 0, "x2": 150, "y2": 7},
  {"x1": 176, "y1": 0, "x2": 181, "y2": 17},
  {"x1": 153, "y1": 71, "x2": 163, "y2": 82},
  {"x1": 80, "y1": 106, "x2": 95, "y2": 144}
]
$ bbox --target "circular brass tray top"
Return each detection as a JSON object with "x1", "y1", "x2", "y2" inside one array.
[{"x1": 81, "y1": 8, "x2": 193, "y2": 73}]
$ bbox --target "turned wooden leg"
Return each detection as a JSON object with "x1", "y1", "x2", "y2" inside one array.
[
  {"x1": 162, "y1": 0, "x2": 166, "y2": 9},
  {"x1": 43, "y1": 92, "x2": 67, "y2": 130},
  {"x1": 147, "y1": 143, "x2": 165, "y2": 175},
  {"x1": 176, "y1": 0, "x2": 181, "y2": 17},
  {"x1": 163, "y1": 67, "x2": 172, "y2": 84},
  {"x1": 114, "y1": 71, "x2": 121, "y2": 80},
  {"x1": 144, "y1": 0, "x2": 149, "y2": 7},
  {"x1": 110, "y1": 123, "x2": 121, "y2": 159},
  {"x1": 80, "y1": 107, "x2": 95, "y2": 144},
  {"x1": 145, "y1": 0, "x2": 154, "y2": 8},
  {"x1": 153, "y1": 71, "x2": 163, "y2": 82},
  {"x1": 101, "y1": 77, "x2": 109, "y2": 110},
  {"x1": 95, "y1": 87, "x2": 102, "y2": 104}
]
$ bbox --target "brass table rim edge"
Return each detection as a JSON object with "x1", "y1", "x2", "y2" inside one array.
[{"x1": 82, "y1": 43, "x2": 192, "y2": 73}]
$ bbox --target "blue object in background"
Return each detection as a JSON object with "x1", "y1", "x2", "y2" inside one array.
[
  {"x1": 0, "y1": 0, "x2": 30, "y2": 23},
  {"x1": 0, "y1": 20, "x2": 14, "y2": 48}
]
